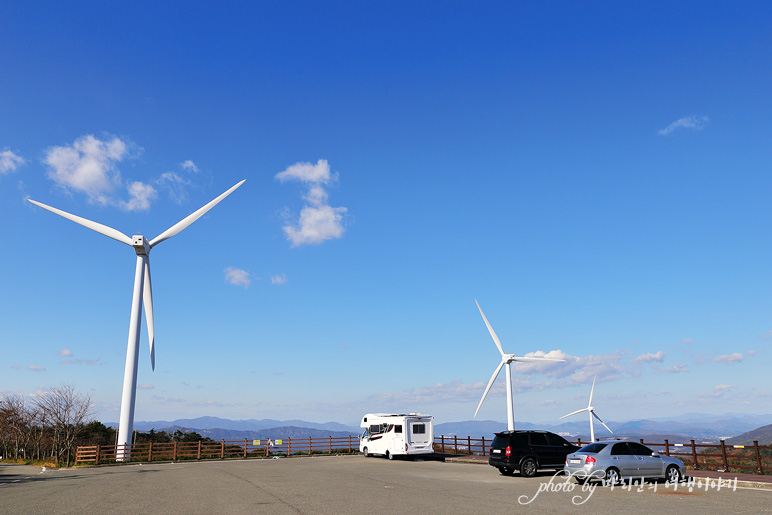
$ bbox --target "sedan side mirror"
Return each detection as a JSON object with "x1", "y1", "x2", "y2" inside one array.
[{"x1": 651, "y1": 452, "x2": 660, "y2": 457}]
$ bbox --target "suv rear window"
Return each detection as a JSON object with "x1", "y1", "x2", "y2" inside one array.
[{"x1": 578, "y1": 443, "x2": 607, "y2": 453}]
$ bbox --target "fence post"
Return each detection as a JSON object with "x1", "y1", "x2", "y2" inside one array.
[
  {"x1": 173, "y1": 441, "x2": 178, "y2": 461},
  {"x1": 329, "y1": 436, "x2": 332, "y2": 454},
  {"x1": 198, "y1": 440, "x2": 202, "y2": 460},
  {"x1": 441, "y1": 435, "x2": 445, "y2": 453},
  {"x1": 577, "y1": 438, "x2": 582, "y2": 447},
  {"x1": 691, "y1": 440, "x2": 699, "y2": 470},
  {"x1": 754, "y1": 441, "x2": 763, "y2": 474},
  {"x1": 148, "y1": 442, "x2": 153, "y2": 462},
  {"x1": 288, "y1": 438, "x2": 291, "y2": 457},
  {"x1": 348, "y1": 435, "x2": 352, "y2": 453},
  {"x1": 221, "y1": 440, "x2": 225, "y2": 459},
  {"x1": 482, "y1": 437, "x2": 486, "y2": 455},
  {"x1": 265, "y1": 439, "x2": 269, "y2": 457},
  {"x1": 663, "y1": 439, "x2": 669, "y2": 457},
  {"x1": 454, "y1": 435, "x2": 458, "y2": 454},
  {"x1": 309, "y1": 437, "x2": 312, "y2": 455},
  {"x1": 720, "y1": 440, "x2": 729, "y2": 471}
]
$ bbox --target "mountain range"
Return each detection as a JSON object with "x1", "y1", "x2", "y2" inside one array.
[{"x1": 106, "y1": 413, "x2": 772, "y2": 443}]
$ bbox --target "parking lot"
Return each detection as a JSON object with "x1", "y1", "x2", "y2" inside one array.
[{"x1": 2, "y1": 456, "x2": 771, "y2": 514}]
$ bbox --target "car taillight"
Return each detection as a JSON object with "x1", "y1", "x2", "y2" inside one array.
[
  {"x1": 585, "y1": 456, "x2": 596, "y2": 464},
  {"x1": 505, "y1": 446, "x2": 511, "y2": 457}
]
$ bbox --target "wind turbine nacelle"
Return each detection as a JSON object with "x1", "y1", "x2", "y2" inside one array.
[{"x1": 132, "y1": 235, "x2": 150, "y2": 255}]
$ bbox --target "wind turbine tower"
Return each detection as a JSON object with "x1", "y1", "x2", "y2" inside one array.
[
  {"x1": 28, "y1": 180, "x2": 245, "y2": 456},
  {"x1": 559, "y1": 375, "x2": 613, "y2": 442},
  {"x1": 473, "y1": 300, "x2": 564, "y2": 431}
]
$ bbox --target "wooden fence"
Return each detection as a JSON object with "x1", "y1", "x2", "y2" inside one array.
[{"x1": 75, "y1": 435, "x2": 772, "y2": 475}]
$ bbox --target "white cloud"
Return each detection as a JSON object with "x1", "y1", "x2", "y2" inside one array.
[
  {"x1": 122, "y1": 181, "x2": 158, "y2": 211},
  {"x1": 224, "y1": 267, "x2": 251, "y2": 288},
  {"x1": 271, "y1": 273, "x2": 288, "y2": 285},
  {"x1": 283, "y1": 204, "x2": 348, "y2": 246},
  {"x1": 138, "y1": 384, "x2": 155, "y2": 390},
  {"x1": 180, "y1": 160, "x2": 199, "y2": 173},
  {"x1": 633, "y1": 351, "x2": 666, "y2": 363},
  {"x1": 27, "y1": 365, "x2": 46, "y2": 372},
  {"x1": 658, "y1": 115, "x2": 709, "y2": 135},
  {"x1": 715, "y1": 352, "x2": 744, "y2": 364},
  {"x1": 276, "y1": 159, "x2": 348, "y2": 247},
  {"x1": 44, "y1": 135, "x2": 127, "y2": 205},
  {"x1": 275, "y1": 159, "x2": 333, "y2": 184},
  {"x1": 58, "y1": 348, "x2": 73, "y2": 357},
  {"x1": 0, "y1": 149, "x2": 25, "y2": 174}
]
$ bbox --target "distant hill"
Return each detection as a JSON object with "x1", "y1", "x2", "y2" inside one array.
[
  {"x1": 106, "y1": 417, "x2": 359, "y2": 434},
  {"x1": 104, "y1": 413, "x2": 772, "y2": 442},
  {"x1": 725, "y1": 424, "x2": 772, "y2": 446}
]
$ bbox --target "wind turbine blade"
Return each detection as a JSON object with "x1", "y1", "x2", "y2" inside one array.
[
  {"x1": 149, "y1": 180, "x2": 245, "y2": 248},
  {"x1": 474, "y1": 360, "x2": 505, "y2": 418},
  {"x1": 512, "y1": 356, "x2": 565, "y2": 363},
  {"x1": 560, "y1": 407, "x2": 588, "y2": 419},
  {"x1": 143, "y1": 257, "x2": 155, "y2": 371},
  {"x1": 588, "y1": 375, "x2": 597, "y2": 407},
  {"x1": 27, "y1": 199, "x2": 133, "y2": 246},
  {"x1": 475, "y1": 299, "x2": 504, "y2": 356},
  {"x1": 592, "y1": 411, "x2": 613, "y2": 433}
]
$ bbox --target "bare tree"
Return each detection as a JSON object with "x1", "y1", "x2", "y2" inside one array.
[
  {"x1": 34, "y1": 384, "x2": 94, "y2": 466},
  {"x1": 0, "y1": 395, "x2": 40, "y2": 460}
]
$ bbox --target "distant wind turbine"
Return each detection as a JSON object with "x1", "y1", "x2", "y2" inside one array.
[
  {"x1": 559, "y1": 375, "x2": 612, "y2": 442},
  {"x1": 29, "y1": 180, "x2": 245, "y2": 457},
  {"x1": 473, "y1": 300, "x2": 564, "y2": 431}
]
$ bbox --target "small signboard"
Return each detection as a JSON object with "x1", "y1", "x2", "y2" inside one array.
[
  {"x1": 253, "y1": 440, "x2": 260, "y2": 445},
  {"x1": 276, "y1": 439, "x2": 283, "y2": 445}
]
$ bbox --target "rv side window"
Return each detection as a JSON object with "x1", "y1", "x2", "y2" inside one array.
[
  {"x1": 370, "y1": 425, "x2": 381, "y2": 434},
  {"x1": 412, "y1": 423, "x2": 426, "y2": 434},
  {"x1": 395, "y1": 425, "x2": 402, "y2": 433}
]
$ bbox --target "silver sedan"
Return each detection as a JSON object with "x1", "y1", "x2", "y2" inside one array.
[{"x1": 564, "y1": 440, "x2": 686, "y2": 484}]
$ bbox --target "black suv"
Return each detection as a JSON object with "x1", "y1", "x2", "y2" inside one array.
[{"x1": 489, "y1": 430, "x2": 579, "y2": 477}]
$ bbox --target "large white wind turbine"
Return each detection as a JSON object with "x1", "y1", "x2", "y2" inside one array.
[
  {"x1": 559, "y1": 375, "x2": 612, "y2": 442},
  {"x1": 29, "y1": 180, "x2": 245, "y2": 456},
  {"x1": 473, "y1": 300, "x2": 564, "y2": 431}
]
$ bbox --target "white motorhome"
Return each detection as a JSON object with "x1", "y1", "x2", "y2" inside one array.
[{"x1": 359, "y1": 413, "x2": 434, "y2": 459}]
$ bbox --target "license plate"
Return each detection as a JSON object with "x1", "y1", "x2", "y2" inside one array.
[
  {"x1": 569, "y1": 459, "x2": 581, "y2": 464},
  {"x1": 492, "y1": 449, "x2": 501, "y2": 454}
]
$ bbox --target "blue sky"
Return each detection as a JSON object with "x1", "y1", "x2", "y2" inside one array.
[{"x1": 2, "y1": 1, "x2": 771, "y2": 427}]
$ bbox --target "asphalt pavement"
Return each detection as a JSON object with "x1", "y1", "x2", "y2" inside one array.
[{"x1": 1, "y1": 456, "x2": 771, "y2": 514}]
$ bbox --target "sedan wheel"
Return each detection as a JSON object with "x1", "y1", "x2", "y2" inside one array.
[
  {"x1": 666, "y1": 465, "x2": 682, "y2": 483},
  {"x1": 605, "y1": 467, "x2": 620, "y2": 485},
  {"x1": 520, "y1": 458, "x2": 537, "y2": 478}
]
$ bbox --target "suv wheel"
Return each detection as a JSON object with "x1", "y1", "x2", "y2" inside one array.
[{"x1": 520, "y1": 458, "x2": 537, "y2": 478}]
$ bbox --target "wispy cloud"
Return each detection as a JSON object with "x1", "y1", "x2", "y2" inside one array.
[
  {"x1": 276, "y1": 159, "x2": 348, "y2": 247},
  {"x1": 156, "y1": 160, "x2": 200, "y2": 204},
  {"x1": 0, "y1": 149, "x2": 25, "y2": 174},
  {"x1": 27, "y1": 365, "x2": 45, "y2": 372},
  {"x1": 58, "y1": 348, "x2": 73, "y2": 357},
  {"x1": 633, "y1": 351, "x2": 665, "y2": 363},
  {"x1": 138, "y1": 384, "x2": 155, "y2": 390},
  {"x1": 715, "y1": 352, "x2": 744, "y2": 364},
  {"x1": 224, "y1": 267, "x2": 251, "y2": 288},
  {"x1": 658, "y1": 115, "x2": 709, "y2": 135},
  {"x1": 271, "y1": 273, "x2": 288, "y2": 285}
]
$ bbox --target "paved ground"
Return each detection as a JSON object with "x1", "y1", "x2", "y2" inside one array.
[{"x1": 2, "y1": 456, "x2": 771, "y2": 514}]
